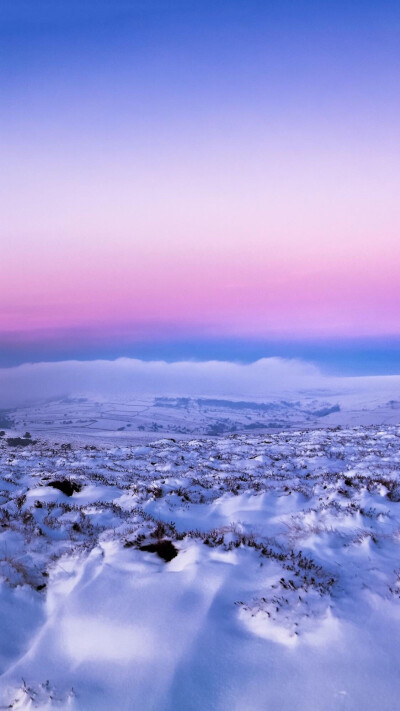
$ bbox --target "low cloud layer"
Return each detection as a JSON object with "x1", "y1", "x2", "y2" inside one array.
[
  {"x1": 1, "y1": 357, "x2": 400, "y2": 410},
  {"x1": 0, "y1": 357, "x2": 323, "y2": 408}
]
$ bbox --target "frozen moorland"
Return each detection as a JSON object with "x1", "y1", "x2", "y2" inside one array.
[{"x1": 1, "y1": 425, "x2": 400, "y2": 709}]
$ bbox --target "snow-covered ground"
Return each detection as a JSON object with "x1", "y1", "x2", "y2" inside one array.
[
  {"x1": 4, "y1": 395, "x2": 339, "y2": 442},
  {"x1": 5, "y1": 382, "x2": 400, "y2": 445},
  {"x1": 1, "y1": 425, "x2": 400, "y2": 709}
]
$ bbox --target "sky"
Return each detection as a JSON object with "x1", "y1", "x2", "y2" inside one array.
[{"x1": 1, "y1": 1, "x2": 400, "y2": 373}]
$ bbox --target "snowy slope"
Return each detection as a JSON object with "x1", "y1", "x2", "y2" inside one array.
[
  {"x1": 7, "y1": 385, "x2": 400, "y2": 445},
  {"x1": 1, "y1": 427, "x2": 400, "y2": 709}
]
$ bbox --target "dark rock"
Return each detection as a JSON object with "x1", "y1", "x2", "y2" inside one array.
[
  {"x1": 48, "y1": 480, "x2": 82, "y2": 497},
  {"x1": 140, "y1": 540, "x2": 178, "y2": 562}
]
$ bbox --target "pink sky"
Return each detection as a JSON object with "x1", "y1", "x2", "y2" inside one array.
[
  {"x1": 2, "y1": 127, "x2": 399, "y2": 340},
  {"x1": 2, "y1": 1, "x2": 400, "y2": 346}
]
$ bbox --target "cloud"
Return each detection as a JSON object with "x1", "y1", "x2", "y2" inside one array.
[
  {"x1": 1, "y1": 357, "x2": 400, "y2": 410},
  {"x1": 0, "y1": 357, "x2": 323, "y2": 408}
]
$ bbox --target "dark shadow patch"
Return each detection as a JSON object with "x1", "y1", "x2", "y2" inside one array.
[
  {"x1": 310, "y1": 405, "x2": 341, "y2": 418},
  {"x1": 0, "y1": 411, "x2": 14, "y2": 428},
  {"x1": 140, "y1": 540, "x2": 178, "y2": 562},
  {"x1": 6, "y1": 437, "x2": 37, "y2": 447},
  {"x1": 48, "y1": 480, "x2": 82, "y2": 497}
]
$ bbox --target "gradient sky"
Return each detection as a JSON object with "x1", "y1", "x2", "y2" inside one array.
[{"x1": 1, "y1": 1, "x2": 400, "y2": 369}]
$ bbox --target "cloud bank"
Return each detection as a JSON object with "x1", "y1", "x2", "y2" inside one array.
[
  {"x1": 0, "y1": 357, "x2": 324, "y2": 408},
  {"x1": 1, "y1": 357, "x2": 400, "y2": 410}
]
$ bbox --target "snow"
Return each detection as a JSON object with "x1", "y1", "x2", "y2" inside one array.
[
  {"x1": 6, "y1": 377, "x2": 400, "y2": 444},
  {"x1": 1, "y1": 425, "x2": 400, "y2": 709}
]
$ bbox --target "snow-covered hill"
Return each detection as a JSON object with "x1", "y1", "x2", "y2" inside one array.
[
  {"x1": 1, "y1": 425, "x2": 400, "y2": 709},
  {"x1": 5, "y1": 384, "x2": 400, "y2": 445}
]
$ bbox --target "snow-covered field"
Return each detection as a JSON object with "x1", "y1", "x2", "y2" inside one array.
[
  {"x1": 4, "y1": 395, "x2": 339, "y2": 442},
  {"x1": 5, "y1": 384, "x2": 400, "y2": 445},
  {"x1": 1, "y1": 425, "x2": 400, "y2": 709}
]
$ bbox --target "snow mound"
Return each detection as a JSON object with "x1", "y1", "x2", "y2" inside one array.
[{"x1": 1, "y1": 426, "x2": 400, "y2": 709}]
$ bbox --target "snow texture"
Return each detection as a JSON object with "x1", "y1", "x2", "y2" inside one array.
[{"x1": 1, "y1": 425, "x2": 400, "y2": 709}]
